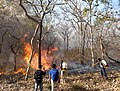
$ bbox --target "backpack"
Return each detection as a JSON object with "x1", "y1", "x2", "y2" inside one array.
[{"x1": 34, "y1": 70, "x2": 42, "y2": 82}]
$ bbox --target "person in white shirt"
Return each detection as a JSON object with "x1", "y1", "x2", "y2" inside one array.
[
  {"x1": 60, "y1": 60, "x2": 67, "y2": 83},
  {"x1": 96, "y1": 58, "x2": 108, "y2": 79}
]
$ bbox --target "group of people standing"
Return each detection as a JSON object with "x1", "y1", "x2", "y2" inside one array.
[
  {"x1": 34, "y1": 58, "x2": 109, "y2": 91},
  {"x1": 34, "y1": 60, "x2": 67, "y2": 91}
]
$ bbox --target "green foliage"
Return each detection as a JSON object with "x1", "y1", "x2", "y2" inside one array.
[
  {"x1": 82, "y1": 8, "x2": 89, "y2": 16},
  {"x1": 100, "y1": 0, "x2": 109, "y2": 4}
]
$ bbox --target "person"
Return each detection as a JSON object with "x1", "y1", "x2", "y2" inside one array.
[
  {"x1": 93, "y1": 58, "x2": 108, "y2": 79},
  {"x1": 34, "y1": 65, "x2": 46, "y2": 91},
  {"x1": 60, "y1": 60, "x2": 67, "y2": 83},
  {"x1": 49, "y1": 64, "x2": 60, "y2": 91}
]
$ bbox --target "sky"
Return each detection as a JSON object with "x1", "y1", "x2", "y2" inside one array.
[
  {"x1": 111, "y1": 0, "x2": 120, "y2": 18},
  {"x1": 112, "y1": 0, "x2": 120, "y2": 9}
]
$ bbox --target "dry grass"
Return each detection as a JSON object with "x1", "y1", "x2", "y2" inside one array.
[{"x1": 0, "y1": 70, "x2": 120, "y2": 91}]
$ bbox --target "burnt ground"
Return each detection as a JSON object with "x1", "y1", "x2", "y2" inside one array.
[{"x1": 0, "y1": 70, "x2": 120, "y2": 91}]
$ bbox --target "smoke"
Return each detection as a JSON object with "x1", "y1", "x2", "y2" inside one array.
[{"x1": 0, "y1": 53, "x2": 13, "y2": 72}]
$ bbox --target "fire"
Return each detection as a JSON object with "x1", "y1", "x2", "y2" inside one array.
[
  {"x1": 0, "y1": 68, "x2": 26, "y2": 75},
  {"x1": 0, "y1": 72, "x2": 4, "y2": 75},
  {"x1": 24, "y1": 43, "x2": 32, "y2": 63},
  {"x1": 24, "y1": 43, "x2": 58, "y2": 70},
  {"x1": 14, "y1": 68, "x2": 26, "y2": 75}
]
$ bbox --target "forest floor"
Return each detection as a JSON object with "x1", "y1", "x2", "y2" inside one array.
[{"x1": 0, "y1": 70, "x2": 120, "y2": 91}]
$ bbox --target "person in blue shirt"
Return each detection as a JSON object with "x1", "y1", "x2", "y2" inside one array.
[{"x1": 49, "y1": 64, "x2": 60, "y2": 91}]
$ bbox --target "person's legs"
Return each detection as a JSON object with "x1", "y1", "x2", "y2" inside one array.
[
  {"x1": 100, "y1": 68, "x2": 104, "y2": 77},
  {"x1": 102, "y1": 68, "x2": 108, "y2": 79},
  {"x1": 61, "y1": 70, "x2": 66, "y2": 83},
  {"x1": 52, "y1": 81, "x2": 59, "y2": 91},
  {"x1": 61, "y1": 70, "x2": 63, "y2": 78},
  {"x1": 34, "y1": 82, "x2": 38, "y2": 91},
  {"x1": 39, "y1": 83, "x2": 43, "y2": 91},
  {"x1": 51, "y1": 79, "x2": 54, "y2": 91},
  {"x1": 61, "y1": 70, "x2": 63, "y2": 83},
  {"x1": 63, "y1": 71, "x2": 65, "y2": 83},
  {"x1": 56, "y1": 81, "x2": 59, "y2": 91}
]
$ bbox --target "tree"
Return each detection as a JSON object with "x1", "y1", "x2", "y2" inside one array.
[
  {"x1": 60, "y1": 0, "x2": 93, "y2": 64},
  {"x1": 19, "y1": 0, "x2": 57, "y2": 69},
  {"x1": 92, "y1": 0, "x2": 120, "y2": 63},
  {"x1": 0, "y1": 30, "x2": 8, "y2": 54},
  {"x1": 8, "y1": 33, "x2": 23, "y2": 71},
  {"x1": 19, "y1": 0, "x2": 66, "y2": 80},
  {"x1": 58, "y1": 22, "x2": 73, "y2": 51},
  {"x1": 25, "y1": 24, "x2": 39, "y2": 80}
]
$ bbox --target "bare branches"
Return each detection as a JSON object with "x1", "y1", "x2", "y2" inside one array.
[
  {"x1": 8, "y1": 33, "x2": 23, "y2": 55},
  {"x1": 19, "y1": 0, "x2": 57, "y2": 22},
  {"x1": 19, "y1": 0, "x2": 40, "y2": 23},
  {"x1": 0, "y1": 30, "x2": 9, "y2": 54}
]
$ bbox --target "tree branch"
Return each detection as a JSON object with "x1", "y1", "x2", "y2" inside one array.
[{"x1": 19, "y1": 0, "x2": 40, "y2": 23}]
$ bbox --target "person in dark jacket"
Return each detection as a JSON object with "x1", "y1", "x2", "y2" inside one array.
[{"x1": 34, "y1": 65, "x2": 46, "y2": 91}]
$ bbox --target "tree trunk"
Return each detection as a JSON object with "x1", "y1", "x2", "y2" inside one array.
[
  {"x1": 14, "y1": 54, "x2": 17, "y2": 71},
  {"x1": 105, "y1": 52, "x2": 120, "y2": 63},
  {"x1": 38, "y1": 21, "x2": 42, "y2": 69},
  {"x1": 0, "y1": 30, "x2": 8, "y2": 54},
  {"x1": 64, "y1": 37, "x2": 66, "y2": 54},
  {"x1": 100, "y1": 37, "x2": 104, "y2": 59},
  {"x1": 25, "y1": 51, "x2": 34, "y2": 80},
  {"x1": 66, "y1": 35, "x2": 69, "y2": 51},
  {"x1": 25, "y1": 24, "x2": 39, "y2": 80},
  {"x1": 89, "y1": 3, "x2": 94, "y2": 65},
  {"x1": 81, "y1": 31, "x2": 85, "y2": 64}
]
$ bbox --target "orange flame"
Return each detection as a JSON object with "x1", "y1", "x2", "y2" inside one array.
[
  {"x1": 0, "y1": 68, "x2": 26, "y2": 75},
  {"x1": 0, "y1": 72, "x2": 4, "y2": 75},
  {"x1": 24, "y1": 43, "x2": 58, "y2": 70},
  {"x1": 14, "y1": 68, "x2": 26, "y2": 75}
]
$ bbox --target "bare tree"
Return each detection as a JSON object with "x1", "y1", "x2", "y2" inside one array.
[
  {"x1": 57, "y1": 22, "x2": 73, "y2": 52},
  {"x1": 19, "y1": 0, "x2": 66, "y2": 81},
  {"x1": 0, "y1": 30, "x2": 9, "y2": 54},
  {"x1": 60, "y1": 0, "x2": 91, "y2": 64},
  {"x1": 19, "y1": 0, "x2": 57, "y2": 69},
  {"x1": 8, "y1": 33, "x2": 23, "y2": 71},
  {"x1": 25, "y1": 24, "x2": 39, "y2": 80}
]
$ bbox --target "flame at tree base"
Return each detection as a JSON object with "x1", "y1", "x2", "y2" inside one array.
[
  {"x1": 14, "y1": 68, "x2": 26, "y2": 75},
  {"x1": 0, "y1": 68, "x2": 26, "y2": 75},
  {"x1": 24, "y1": 43, "x2": 58, "y2": 70}
]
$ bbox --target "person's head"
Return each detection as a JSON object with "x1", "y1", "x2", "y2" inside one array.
[
  {"x1": 61, "y1": 60, "x2": 63, "y2": 63},
  {"x1": 52, "y1": 64, "x2": 56, "y2": 69},
  {"x1": 98, "y1": 58, "x2": 102, "y2": 62}
]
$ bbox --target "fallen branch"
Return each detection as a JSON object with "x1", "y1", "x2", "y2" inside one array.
[{"x1": 105, "y1": 52, "x2": 120, "y2": 64}]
